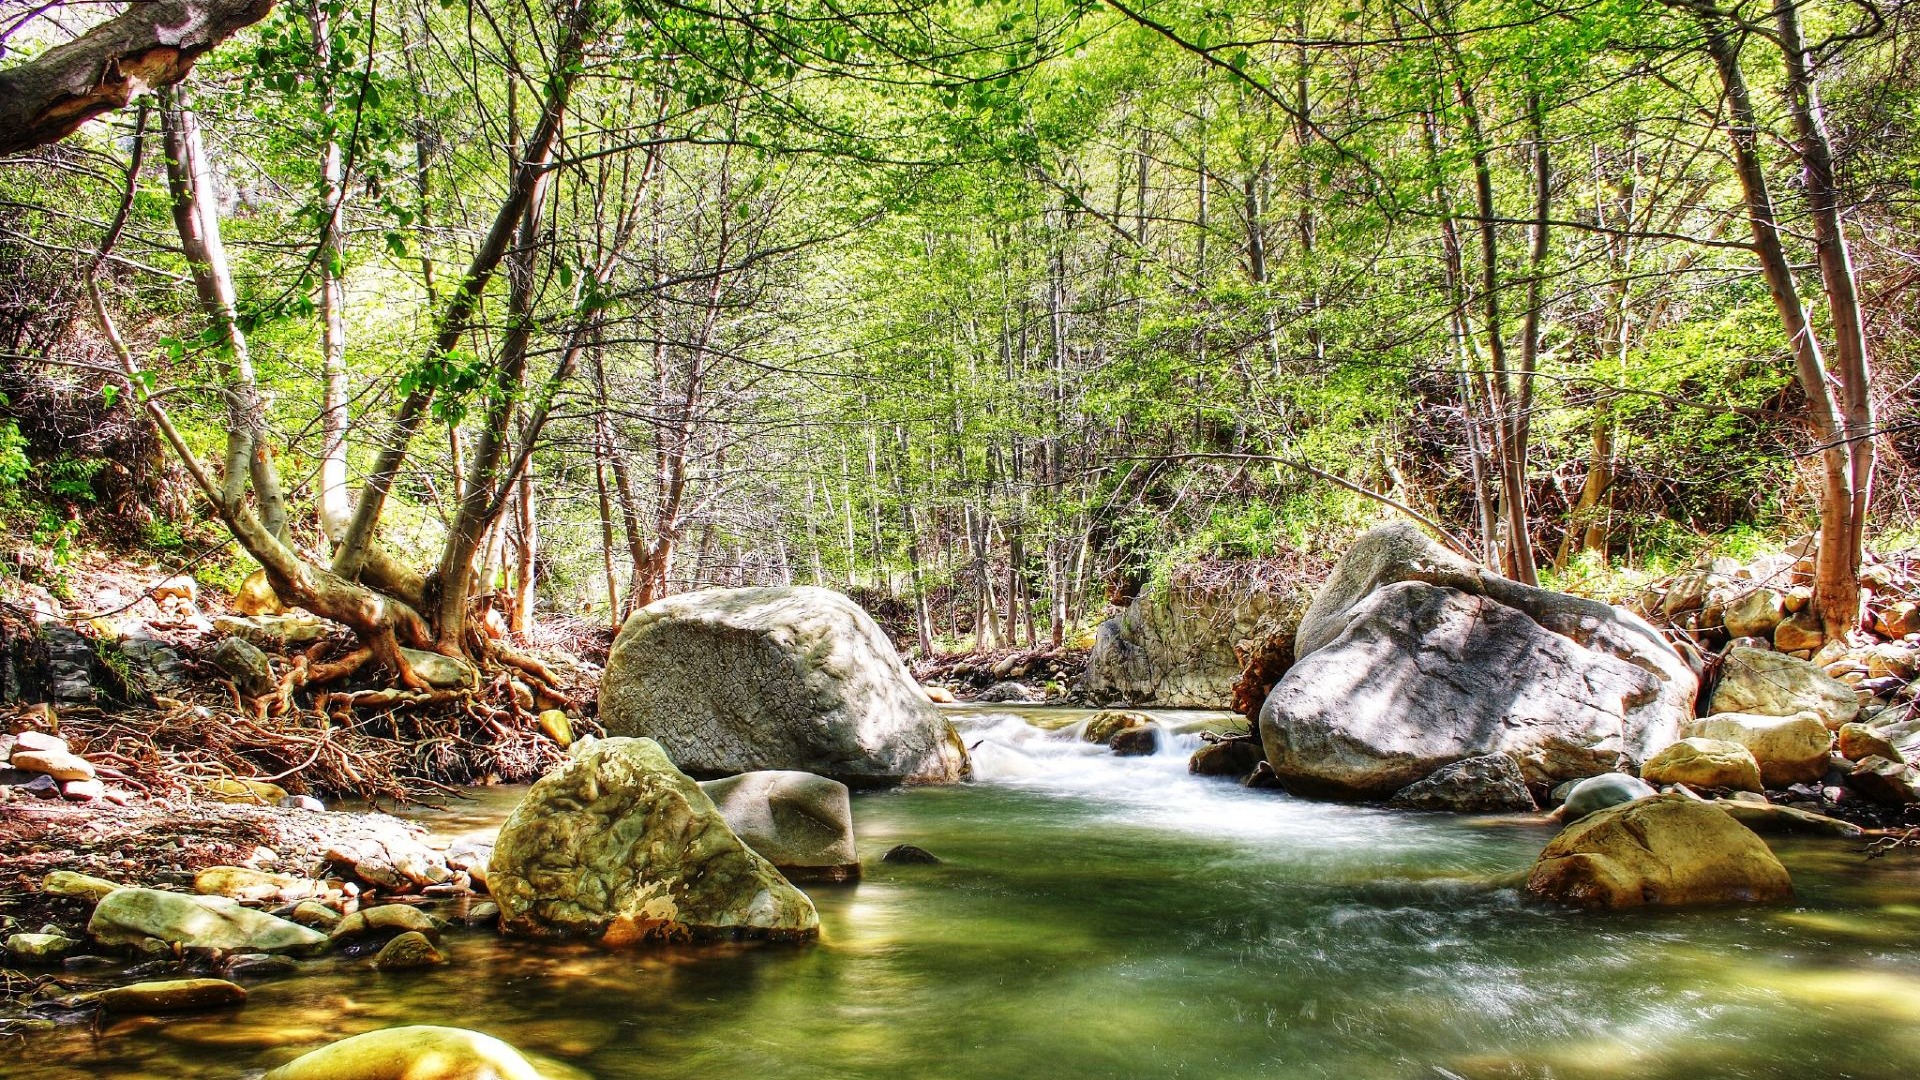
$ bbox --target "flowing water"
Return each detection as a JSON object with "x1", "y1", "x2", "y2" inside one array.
[{"x1": 16, "y1": 704, "x2": 1920, "y2": 1080}]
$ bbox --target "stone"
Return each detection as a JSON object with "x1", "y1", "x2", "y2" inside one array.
[
  {"x1": 399, "y1": 647, "x2": 475, "y2": 690},
  {"x1": 86, "y1": 978, "x2": 247, "y2": 1014},
  {"x1": 1682, "y1": 712, "x2": 1833, "y2": 787},
  {"x1": 195, "y1": 866, "x2": 316, "y2": 904},
  {"x1": 10, "y1": 747, "x2": 94, "y2": 782},
  {"x1": 210, "y1": 636, "x2": 276, "y2": 697},
  {"x1": 7, "y1": 932, "x2": 77, "y2": 962},
  {"x1": 1875, "y1": 601, "x2": 1920, "y2": 640},
  {"x1": 1189, "y1": 739, "x2": 1265, "y2": 779},
  {"x1": 1712, "y1": 800, "x2": 1864, "y2": 838},
  {"x1": 699, "y1": 771, "x2": 858, "y2": 882},
  {"x1": 18, "y1": 773, "x2": 59, "y2": 798},
  {"x1": 1722, "y1": 589, "x2": 1788, "y2": 640},
  {"x1": 372, "y1": 931, "x2": 445, "y2": 970},
  {"x1": 976, "y1": 681, "x2": 1040, "y2": 703},
  {"x1": 61, "y1": 778, "x2": 105, "y2": 801},
  {"x1": 232, "y1": 569, "x2": 288, "y2": 616},
  {"x1": 1262, "y1": 525, "x2": 1696, "y2": 798},
  {"x1": 1109, "y1": 725, "x2": 1160, "y2": 757},
  {"x1": 1772, "y1": 609, "x2": 1825, "y2": 653},
  {"x1": 213, "y1": 613, "x2": 334, "y2": 649},
  {"x1": 461, "y1": 902, "x2": 500, "y2": 927},
  {"x1": 1864, "y1": 643, "x2": 1918, "y2": 681},
  {"x1": 1847, "y1": 756, "x2": 1920, "y2": 806},
  {"x1": 1839, "y1": 723, "x2": 1903, "y2": 765},
  {"x1": 288, "y1": 900, "x2": 342, "y2": 931},
  {"x1": 1641, "y1": 737, "x2": 1764, "y2": 792},
  {"x1": 44, "y1": 870, "x2": 123, "y2": 902},
  {"x1": 264, "y1": 1026, "x2": 546, "y2": 1080},
  {"x1": 88, "y1": 888, "x2": 327, "y2": 955},
  {"x1": 1084, "y1": 574, "x2": 1309, "y2": 708},
  {"x1": 15, "y1": 731, "x2": 67, "y2": 753},
  {"x1": 599, "y1": 586, "x2": 969, "y2": 786},
  {"x1": 923, "y1": 685, "x2": 957, "y2": 703},
  {"x1": 535, "y1": 709, "x2": 573, "y2": 748},
  {"x1": 487, "y1": 737, "x2": 818, "y2": 944},
  {"x1": 152, "y1": 575, "x2": 198, "y2": 605},
  {"x1": 1082, "y1": 709, "x2": 1153, "y2": 745},
  {"x1": 279, "y1": 794, "x2": 327, "y2": 812},
  {"x1": 1559, "y1": 773, "x2": 1658, "y2": 822},
  {"x1": 207, "y1": 777, "x2": 289, "y2": 804},
  {"x1": 1387, "y1": 754, "x2": 1537, "y2": 812},
  {"x1": 881, "y1": 844, "x2": 941, "y2": 865},
  {"x1": 1525, "y1": 793, "x2": 1793, "y2": 909},
  {"x1": 225, "y1": 952, "x2": 299, "y2": 978},
  {"x1": 331, "y1": 905, "x2": 443, "y2": 944},
  {"x1": 1710, "y1": 646, "x2": 1860, "y2": 729}
]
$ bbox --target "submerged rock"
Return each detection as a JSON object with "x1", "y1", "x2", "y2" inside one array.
[
  {"x1": 86, "y1": 978, "x2": 247, "y2": 1014},
  {"x1": 599, "y1": 586, "x2": 969, "y2": 787},
  {"x1": 372, "y1": 931, "x2": 445, "y2": 970},
  {"x1": 88, "y1": 888, "x2": 327, "y2": 955},
  {"x1": 264, "y1": 1026, "x2": 547, "y2": 1080},
  {"x1": 1526, "y1": 793, "x2": 1793, "y2": 909},
  {"x1": 488, "y1": 737, "x2": 818, "y2": 945},
  {"x1": 1387, "y1": 754, "x2": 1536, "y2": 812},
  {"x1": 700, "y1": 771, "x2": 859, "y2": 882},
  {"x1": 881, "y1": 844, "x2": 941, "y2": 865}
]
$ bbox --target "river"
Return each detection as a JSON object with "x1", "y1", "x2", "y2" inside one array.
[{"x1": 17, "y1": 704, "x2": 1920, "y2": 1079}]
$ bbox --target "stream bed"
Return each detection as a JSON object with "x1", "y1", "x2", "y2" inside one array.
[{"x1": 17, "y1": 704, "x2": 1920, "y2": 1079}]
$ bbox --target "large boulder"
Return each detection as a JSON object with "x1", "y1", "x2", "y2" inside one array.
[
  {"x1": 1083, "y1": 571, "x2": 1310, "y2": 708},
  {"x1": 699, "y1": 771, "x2": 859, "y2": 882},
  {"x1": 88, "y1": 888, "x2": 327, "y2": 955},
  {"x1": 1260, "y1": 525, "x2": 1697, "y2": 799},
  {"x1": 265, "y1": 1026, "x2": 547, "y2": 1080},
  {"x1": 1682, "y1": 711, "x2": 1832, "y2": 787},
  {"x1": 1386, "y1": 754, "x2": 1537, "y2": 812},
  {"x1": 1709, "y1": 646, "x2": 1859, "y2": 729},
  {"x1": 1640, "y1": 737, "x2": 1764, "y2": 792},
  {"x1": 599, "y1": 587, "x2": 969, "y2": 787},
  {"x1": 1525, "y1": 793, "x2": 1793, "y2": 909},
  {"x1": 488, "y1": 737, "x2": 818, "y2": 945}
]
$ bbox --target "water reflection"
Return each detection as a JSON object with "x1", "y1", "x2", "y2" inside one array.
[{"x1": 11, "y1": 704, "x2": 1920, "y2": 1080}]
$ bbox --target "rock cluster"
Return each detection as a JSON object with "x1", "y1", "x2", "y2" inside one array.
[{"x1": 0, "y1": 728, "x2": 132, "y2": 805}]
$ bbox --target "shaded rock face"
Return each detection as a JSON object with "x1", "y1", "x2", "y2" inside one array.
[
  {"x1": 488, "y1": 738, "x2": 818, "y2": 945},
  {"x1": 1083, "y1": 577, "x2": 1308, "y2": 708},
  {"x1": 699, "y1": 771, "x2": 859, "y2": 882},
  {"x1": 1387, "y1": 754, "x2": 1537, "y2": 812},
  {"x1": 599, "y1": 587, "x2": 969, "y2": 787},
  {"x1": 1525, "y1": 793, "x2": 1793, "y2": 909},
  {"x1": 1260, "y1": 524, "x2": 1696, "y2": 800}
]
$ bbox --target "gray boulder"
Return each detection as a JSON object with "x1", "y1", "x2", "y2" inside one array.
[
  {"x1": 88, "y1": 889, "x2": 327, "y2": 955},
  {"x1": 1709, "y1": 646, "x2": 1859, "y2": 730},
  {"x1": 1387, "y1": 754, "x2": 1537, "y2": 812},
  {"x1": 1559, "y1": 773, "x2": 1656, "y2": 822},
  {"x1": 700, "y1": 771, "x2": 859, "y2": 882},
  {"x1": 488, "y1": 737, "x2": 818, "y2": 944},
  {"x1": 1083, "y1": 575, "x2": 1309, "y2": 708},
  {"x1": 1261, "y1": 524, "x2": 1696, "y2": 799},
  {"x1": 599, "y1": 587, "x2": 969, "y2": 787}
]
